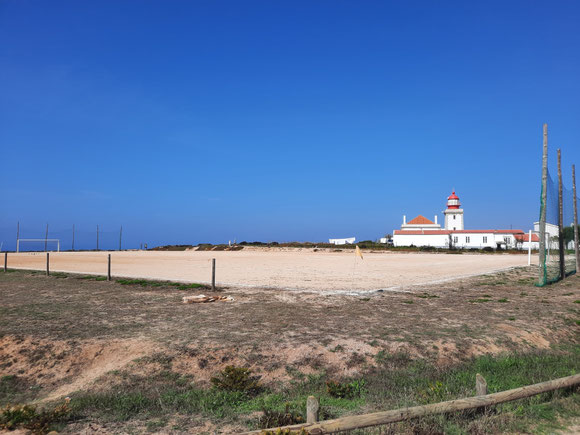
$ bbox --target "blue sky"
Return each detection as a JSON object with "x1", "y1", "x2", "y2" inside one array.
[{"x1": 1, "y1": 1, "x2": 579, "y2": 249}]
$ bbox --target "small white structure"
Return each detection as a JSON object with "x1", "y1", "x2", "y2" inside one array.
[
  {"x1": 329, "y1": 237, "x2": 356, "y2": 245},
  {"x1": 392, "y1": 191, "x2": 538, "y2": 250}
]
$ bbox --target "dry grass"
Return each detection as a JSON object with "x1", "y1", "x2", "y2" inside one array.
[{"x1": 0, "y1": 267, "x2": 578, "y2": 433}]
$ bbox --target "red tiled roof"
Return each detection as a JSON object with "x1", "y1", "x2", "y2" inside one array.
[
  {"x1": 394, "y1": 229, "x2": 526, "y2": 235},
  {"x1": 514, "y1": 233, "x2": 540, "y2": 242},
  {"x1": 407, "y1": 215, "x2": 434, "y2": 225}
]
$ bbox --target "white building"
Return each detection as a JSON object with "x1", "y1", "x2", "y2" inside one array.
[
  {"x1": 329, "y1": 237, "x2": 356, "y2": 245},
  {"x1": 392, "y1": 191, "x2": 539, "y2": 250},
  {"x1": 532, "y1": 221, "x2": 575, "y2": 250}
]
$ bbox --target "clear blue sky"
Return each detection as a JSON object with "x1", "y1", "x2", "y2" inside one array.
[{"x1": 1, "y1": 1, "x2": 579, "y2": 249}]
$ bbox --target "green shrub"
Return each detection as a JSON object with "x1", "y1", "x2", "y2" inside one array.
[
  {"x1": 210, "y1": 366, "x2": 262, "y2": 395},
  {"x1": 326, "y1": 380, "x2": 365, "y2": 399},
  {"x1": 0, "y1": 398, "x2": 70, "y2": 434},
  {"x1": 259, "y1": 403, "x2": 304, "y2": 428}
]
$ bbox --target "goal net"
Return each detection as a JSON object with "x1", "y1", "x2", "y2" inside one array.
[
  {"x1": 17, "y1": 239, "x2": 60, "y2": 252},
  {"x1": 538, "y1": 168, "x2": 579, "y2": 286}
]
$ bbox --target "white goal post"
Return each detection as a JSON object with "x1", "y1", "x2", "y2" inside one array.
[{"x1": 16, "y1": 239, "x2": 60, "y2": 252}]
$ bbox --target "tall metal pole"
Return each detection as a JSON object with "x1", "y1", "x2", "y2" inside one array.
[
  {"x1": 119, "y1": 226, "x2": 123, "y2": 251},
  {"x1": 572, "y1": 164, "x2": 579, "y2": 272},
  {"x1": 539, "y1": 124, "x2": 548, "y2": 285},
  {"x1": 557, "y1": 149, "x2": 565, "y2": 280},
  {"x1": 16, "y1": 222, "x2": 19, "y2": 251},
  {"x1": 45, "y1": 223, "x2": 49, "y2": 252},
  {"x1": 72, "y1": 224, "x2": 75, "y2": 251},
  {"x1": 96, "y1": 225, "x2": 99, "y2": 251}
]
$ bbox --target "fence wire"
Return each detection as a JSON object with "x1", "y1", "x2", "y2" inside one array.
[{"x1": 538, "y1": 168, "x2": 579, "y2": 285}]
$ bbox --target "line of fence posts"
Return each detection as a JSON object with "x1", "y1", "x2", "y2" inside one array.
[
  {"x1": 6, "y1": 249, "x2": 218, "y2": 290},
  {"x1": 13, "y1": 222, "x2": 129, "y2": 252},
  {"x1": 43, "y1": 252, "x2": 112, "y2": 280},
  {"x1": 246, "y1": 372, "x2": 580, "y2": 434}
]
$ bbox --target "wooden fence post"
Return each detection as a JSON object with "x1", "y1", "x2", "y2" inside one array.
[
  {"x1": 46, "y1": 252, "x2": 50, "y2": 276},
  {"x1": 306, "y1": 396, "x2": 319, "y2": 423},
  {"x1": 242, "y1": 374, "x2": 580, "y2": 434},
  {"x1": 476, "y1": 373, "x2": 488, "y2": 396},
  {"x1": 108, "y1": 254, "x2": 111, "y2": 281},
  {"x1": 4, "y1": 252, "x2": 7, "y2": 272},
  {"x1": 212, "y1": 258, "x2": 216, "y2": 290}
]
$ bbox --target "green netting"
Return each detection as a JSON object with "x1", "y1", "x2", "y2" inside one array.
[{"x1": 538, "y1": 168, "x2": 579, "y2": 286}]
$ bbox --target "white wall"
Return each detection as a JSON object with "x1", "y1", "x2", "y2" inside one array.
[
  {"x1": 393, "y1": 234, "x2": 449, "y2": 248},
  {"x1": 392, "y1": 232, "x2": 532, "y2": 249},
  {"x1": 444, "y1": 209, "x2": 464, "y2": 231}
]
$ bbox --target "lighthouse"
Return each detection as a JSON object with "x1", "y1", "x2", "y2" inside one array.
[{"x1": 444, "y1": 191, "x2": 464, "y2": 230}]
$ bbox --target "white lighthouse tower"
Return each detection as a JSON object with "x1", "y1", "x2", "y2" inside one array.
[{"x1": 444, "y1": 191, "x2": 464, "y2": 230}]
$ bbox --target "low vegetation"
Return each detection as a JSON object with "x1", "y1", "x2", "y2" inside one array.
[
  {"x1": 0, "y1": 267, "x2": 578, "y2": 432},
  {"x1": 210, "y1": 366, "x2": 262, "y2": 395},
  {"x1": 0, "y1": 399, "x2": 70, "y2": 434},
  {"x1": 37, "y1": 346, "x2": 579, "y2": 432}
]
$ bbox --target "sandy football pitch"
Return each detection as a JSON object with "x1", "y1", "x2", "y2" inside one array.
[{"x1": 5, "y1": 248, "x2": 533, "y2": 292}]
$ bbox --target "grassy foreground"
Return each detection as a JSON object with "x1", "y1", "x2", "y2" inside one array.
[{"x1": 2, "y1": 345, "x2": 579, "y2": 433}]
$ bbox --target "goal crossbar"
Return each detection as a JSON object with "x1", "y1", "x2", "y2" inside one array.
[{"x1": 17, "y1": 239, "x2": 60, "y2": 252}]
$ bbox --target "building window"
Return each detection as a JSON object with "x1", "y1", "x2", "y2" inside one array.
[
  {"x1": 466, "y1": 236, "x2": 470, "y2": 243},
  {"x1": 453, "y1": 215, "x2": 456, "y2": 220},
  {"x1": 453, "y1": 236, "x2": 458, "y2": 243},
  {"x1": 483, "y1": 236, "x2": 487, "y2": 243},
  {"x1": 504, "y1": 236, "x2": 511, "y2": 244}
]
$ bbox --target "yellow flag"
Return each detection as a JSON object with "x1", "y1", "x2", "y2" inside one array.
[{"x1": 355, "y1": 245, "x2": 363, "y2": 260}]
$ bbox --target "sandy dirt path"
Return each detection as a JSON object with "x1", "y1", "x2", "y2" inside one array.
[{"x1": 5, "y1": 249, "x2": 533, "y2": 292}]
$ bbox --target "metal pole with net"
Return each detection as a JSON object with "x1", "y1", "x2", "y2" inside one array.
[
  {"x1": 538, "y1": 124, "x2": 548, "y2": 285},
  {"x1": 573, "y1": 165, "x2": 579, "y2": 272},
  {"x1": 538, "y1": 126, "x2": 579, "y2": 285},
  {"x1": 558, "y1": 149, "x2": 565, "y2": 280}
]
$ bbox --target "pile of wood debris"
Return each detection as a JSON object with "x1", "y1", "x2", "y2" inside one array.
[{"x1": 182, "y1": 294, "x2": 234, "y2": 304}]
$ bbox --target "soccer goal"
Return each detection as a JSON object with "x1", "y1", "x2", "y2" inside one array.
[{"x1": 16, "y1": 239, "x2": 60, "y2": 252}]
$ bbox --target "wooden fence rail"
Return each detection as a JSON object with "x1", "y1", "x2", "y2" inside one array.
[{"x1": 242, "y1": 373, "x2": 580, "y2": 434}]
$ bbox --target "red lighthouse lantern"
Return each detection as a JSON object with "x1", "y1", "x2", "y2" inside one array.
[{"x1": 447, "y1": 191, "x2": 460, "y2": 209}]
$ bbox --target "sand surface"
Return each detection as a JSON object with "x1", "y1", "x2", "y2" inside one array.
[{"x1": 5, "y1": 249, "x2": 533, "y2": 293}]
